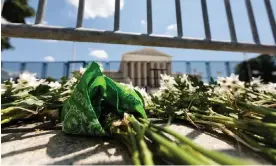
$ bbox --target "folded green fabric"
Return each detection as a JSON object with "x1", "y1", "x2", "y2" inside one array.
[{"x1": 61, "y1": 62, "x2": 147, "y2": 136}]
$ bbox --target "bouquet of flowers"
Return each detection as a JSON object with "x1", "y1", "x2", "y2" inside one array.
[
  {"x1": 149, "y1": 73, "x2": 276, "y2": 163},
  {"x1": 1, "y1": 62, "x2": 259, "y2": 165}
]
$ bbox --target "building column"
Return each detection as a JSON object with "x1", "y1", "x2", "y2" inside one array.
[
  {"x1": 150, "y1": 62, "x2": 155, "y2": 87},
  {"x1": 143, "y1": 62, "x2": 147, "y2": 87},
  {"x1": 167, "y1": 61, "x2": 172, "y2": 75},
  {"x1": 122, "y1": 61, "x2": 128, "y2": 83},
  {"x1": 136, "y1": 62, "x2": 141, "y2": 87},
  {"x1": 130, "y1": 62, "x2": 135, "y2": 85},
  {"x1": 156, "y1": 62, "x2": 161, "y2": 87},
  {"x1": 147, "y1": 62, "x2": 151, "y2": 87}
]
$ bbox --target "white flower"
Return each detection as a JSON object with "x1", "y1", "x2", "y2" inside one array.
[
  {"x1": 264, "y1": 82, "x2": 276, "y2": 94},
  {"x1": 180, "y1": 74, "x2": 189, "y2": 83},
  {"x1": 134, "y1": 86, "x2": 152, "y2": 107},
  {"x1": 17, "y1": 72, "x2": 45, "y2": 88},
  {"x1": 227, "y1": 74, "x2": 244, "y2": 88},
  {"x1": 48, "y1": 81, "x2": 61, "y2": 90},
  {"x1": 160, "y1": 74, "x2": 177, "y2": 91},
  {"x1": 1, "y1": 84, "x2": 6, "y2": 95},
  {"x1": 79, "y1": 67, "x2": 87, "y2": 75},
  {"x1": 179, "y1": 74, "x2": 197, "y2": 92},
  {"x1": 65, "y1": 77, "x2": 78, "y2": 86},
  {"x1": 214, "y1": 86, "x2": 229, "y2": 95},
  {"x1": 217, "y1": 74, "x2": 244, "y2": 95},
  {"x1": 153, "y1": 89, "x2": 163, "y2": 100},
  {"x1": 217, "y1": 76, "x2": 227, "y2": 86},
  {"x1": 9, "y1": 78, "x2": 15, "y2": 84},
  {"x1": 251, "y1": 77, "x2": 262, "y2": 86},
  {"x1": 18, "y1": 72, "x2": 37, "y2": 84}
]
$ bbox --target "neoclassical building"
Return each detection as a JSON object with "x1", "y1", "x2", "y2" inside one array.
[{"x1": 104, "y1": 48, "x2": 172, "y2": 88}]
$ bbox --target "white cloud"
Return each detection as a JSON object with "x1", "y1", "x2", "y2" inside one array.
[
  {"x1": 167, "y1": 24, "x2": 177, "y2": 31},
  {"x1": 44, "y1": 56, "x2": 55, "y2": 62},
  {"x1": 89, "y1": 49, "x2": 109, "y2": 59},
  {"x1": 141, "y1": 20, "x2": 146, "y2": 25},
  {"x1": 66, "y1": 0, "x2": 124, "y2": 19}
]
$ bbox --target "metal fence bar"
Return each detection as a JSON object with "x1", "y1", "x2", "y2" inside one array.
[
  {"x1": 205, "y1": 62, "x2": 211, "y2": 80},
  {"x1": 175, "y1": 0, "x2": 183, "y2": 37},
  {"x1": 225, "y1": 61, "x2": 231, "y2": 76},
  {"x1": 2, "y1": 23, "x2": 276, "y2": 54},
  {"x1": 35, "y1": 0, "x2": 47, "y2": 24},
  {"x1": 20, "y1": 62, "x2": 26, "y2": 73},
  {"x1": 1, "y1": 0, "x2": 5, "y2": 12},
  {"x1": 245, "y1": 0, "x2": 260, "y2": 44},
  {"x1": 224, "y1": 0, "x2": 237, "y2": 42},
  {"x1": 201, "y1": 0, "x2": 211, "y2": 40},
  {"x1": 147, "y1": 0, "x2": 153, "y2": 34},
  {"x1": 76, "y1": 0, "x2": 85, "y2": 28},
  {"x1": 114, "y1": 0, "x2": 120, "y2": 31},
  {"x1": 186, "y1": 62, "x2": 191, "y2": 74},
  {"x1": 264, "y1": 0, "x2": 276, "y2": 44},
  {"x1": 41, "y1": 62, "x2": 47, "y2": 78}
]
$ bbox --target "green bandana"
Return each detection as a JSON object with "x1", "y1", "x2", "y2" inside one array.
[{"x1": 61, "y1": 62, "x2": 147, "y2": 136}]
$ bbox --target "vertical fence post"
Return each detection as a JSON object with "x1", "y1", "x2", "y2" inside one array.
[
  {"x1": 264, "y1": 0, "x2": 276, "y2": 44},
  {"x1": 35, "y1": 0, "x2": 47, "y2": 24},
  {"x1": 224, "y1": 0, "x2": 237, "y2": 42},
  {"x1": 147, "y1": 0, "x2": 153, "y2": 34},
  {"x1": 205, "y1": 62, "x2": 211, "y2": 81},
  {"x1": 76, "y1": 0, "x2": 85, "y2": 28},
  {"x1": 114, "y1": 0, "x2": 121, "y2": 31},
  {"x1": 245, "y1": 0, "x2": 260, "y2": 44},
  {"x1": 225, "y1": 61, "x2": 231, "y2": 76},
  {"x1": 1, "y1": 0, "x2": 5, "y2": 13},
  {"x1": 20, "y1": 62, "x2": 26, "y2": 73},
  {"x1": 175, "y1": 0, "x2": 183, "y2": 37},
  {"x1": 106, "y1": 61, "x2": 110, "y2": 77},
  {"x1": 186, "y1": 62, "x2": 191, "y2": 74},
  {"x1": 83, "y1": 61, "x2": 88, "y2": 67},
  {"x1": 63, "y1": 62, "x2": 69, "y2": 78},
  {"x1": 201, "y1": 0, "x2": 211, "y2": 40},
  {"x1": 41, "y1": 62, "x2": 47, "y2": 78}
]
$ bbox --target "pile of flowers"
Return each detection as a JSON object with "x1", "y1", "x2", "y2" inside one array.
[
  {"x1": 1, "y1": 64, "x2": 276, "y2": 164},
  {"x1": 148, "y1": 73, "x2": 276, "y2": 162}
]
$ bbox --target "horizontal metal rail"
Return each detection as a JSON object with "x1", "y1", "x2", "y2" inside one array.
[
  {"x1": 2, "y1": 0, "x2": 276, "y2": 55},
  {"x1": 2, "y1": 23, "x2": 276, "y2": 54}
]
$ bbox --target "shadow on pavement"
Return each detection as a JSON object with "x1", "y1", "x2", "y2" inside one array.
[{"x1": 46, "y1": 132, "x2": 132, "y2": 165}]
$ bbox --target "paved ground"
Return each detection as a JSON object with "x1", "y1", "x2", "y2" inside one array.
[{"x1": 1, "y1": 123, "x2": 271, "y2": 165}]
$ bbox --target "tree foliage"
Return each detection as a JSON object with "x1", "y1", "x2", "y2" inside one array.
[
  {"x1": 235, "y1": 54, "x2": 276, "y2": 83},
  {"x1": 1, "y1": 0, "x2": 35, "y2": 51}
]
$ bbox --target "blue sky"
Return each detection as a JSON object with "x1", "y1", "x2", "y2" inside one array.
[{"x1": 1, "y1": 0, "x2": 276, "y2": 63}]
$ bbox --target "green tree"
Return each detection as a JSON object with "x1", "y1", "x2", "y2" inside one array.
[
  {"x1": 1, "y1": 0, "x2": 35, "y2": 51},
  {"x1": 235, "y1": 54, "x2": 276, "y2": 83}
]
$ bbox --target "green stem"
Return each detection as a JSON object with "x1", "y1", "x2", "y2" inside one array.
[
  {"x1": 1, "y1": 112, "x2": 28, "y2": 124},
  {"x1": 142, "y1": 120, "x2": 252, "y2": 165},
  {"x1": 1, "y1": 107, "x2": 38, "y2": 115},
  {"x1": 238, "y1": 130, "x2": 276, "y2": 163},
  {"x1": 128, "y1": 116, "x2": 154, "y2": 165},
  {"x1": 127, "y1": 126, "x2": 141, "y2": 166},
  {"x1": 146, "y1": 129, "x2": 203, "y2": 165},
  {"x1": 237, "y1": 101, "x2": 276, "y2": 117},
  {"x1": 179, "y1": 144, "x2": 217, "y2": 165}
]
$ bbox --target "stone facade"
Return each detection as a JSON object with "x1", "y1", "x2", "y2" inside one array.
[{"x1": 104, "y1": 48, "x2": 172, "y2": 88}]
